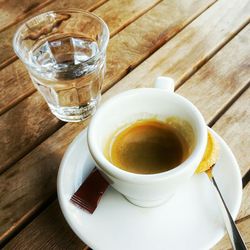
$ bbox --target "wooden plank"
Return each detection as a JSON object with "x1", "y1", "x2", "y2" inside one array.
[
  {"x1": 102, "y1": 0, "x2": 217, "y2": 92},
  {"x1": 87, "y1": 0, "x2": 163, "y2": 37},
  {"x1": 105, "y1": 17, "x2": 250, "y2": 170},
  {"x1": 213, "y1": 217, "x2": 250, "y2": 250},
  {"x1": 0, "y1": 93, "x2": 63, "y2": 174},
  {"x1": 0, "y1": 121, "x2": 87, "y2": 245},
  {"x1": 3, "y1": 89, "x2": 250, "y2": 250},
  {"x1": 0, "y1": 0, "x2": 216, "y2": 174},
  {"x1": 0, "y1": 0, "x2": 163, "y2": 173},
  {"x1": 0, "y1": 13, "x2": 249, "y2": 246},
  {"x1": 104, "y1": 0, "x2": 250, "y2": 100},
  {"x1": 0, "y1": 0, "x2": 108, "y2": 111},
  {"x1": 212, "y1": 87, "x2": 250, "y2": 177},
  {"x1": 0, "y1": 0, "x2": 52, "y2": 31},
  {"x1": 237, "y1": 182, "x2": 250, "y2": 221},
  {"x1": 2, "y1": 201, "x2": 86, "y2": 250},
  {"x1": 0, "y1": 0, "x2": 107, "y2": 70},
  {"x1": 0, "y1": 60, "x2": 34, "y2": 114},
  {"x1": 103, "y1": 15, "x2": 250, "y2": 173},
  {"x1": 0, "y1": 0, "x2": 158, "y2": 70},
  {"x1": 0, "y1": 0, "x2": 214, "y2": 114},
  {"x1": 3, "y1": 192, "x2": 249, "y2": 250},
  {"x1": 211, "y1": 89, "x2": 250, "y2": 249}
]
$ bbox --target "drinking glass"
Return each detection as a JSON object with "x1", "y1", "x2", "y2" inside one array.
[{"x1": 13, "y1": 9, "x2": 109, "y2": 122}]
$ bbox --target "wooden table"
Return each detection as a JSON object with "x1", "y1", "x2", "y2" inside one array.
[{"x1": 0, "y1": 0, "x2": 249, "y2": 249}]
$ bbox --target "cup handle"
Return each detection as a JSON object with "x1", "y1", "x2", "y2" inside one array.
[{"x1": 154, "y1": 76, "x2": 175, "y2": 92}]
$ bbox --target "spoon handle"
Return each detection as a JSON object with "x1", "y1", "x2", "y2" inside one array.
[{"x1": 210, "y1": 177, "x2": 247, "y2": 250}]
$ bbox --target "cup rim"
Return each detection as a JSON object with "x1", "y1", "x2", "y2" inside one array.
[
  {"x1": 13, "y1": 9, "x2": 110, "y2": 72},
  {"x1": 87, "y1": 88, "x2": 207, "y2": 184}
]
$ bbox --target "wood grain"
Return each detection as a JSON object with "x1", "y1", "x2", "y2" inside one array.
[
  {"x1": 104, "y1": 0, "x2": 250, "y2": 100},
  {"x1": 0, "y1": 0, "x2": 216, "y2": 174},
  {"x1": 3, "y1": 191, "x2": 249, "y2": 250},
  {"x1": 0, "y1": 15, "x2": 249, "y2": 247},
  {"x1": 102, "y1": 0, "x2": 217, "y2": 92},
  {"x1": 0, "y1": 0, "x2": 107, "y2": 113},
  {"x1": 0, "y1": 0, "x2": 159, "y2": 70},
  {"x1": 213, "y1": 217, "x2": 250, "y2": 250},
  {"x1": 0, "y1": 0, "x2": 165, "y2": 174},
  {"x1": 3, "y1": 201, "x2": 86, "y2": 250},
  {"x1": 90, "y1": 0, "x2": 163, "y2": 37},
  {"x1": 0, "y1": 93, "x2": 64, "y2": 174},
  {"x1": 0, "y1": 0, "x2": 215, "y2": 115},
  {"x1": 105, "y1": 22, "x2": 250, "y2": 175},
  {"x1": 0, "y1": 60, "x2": 34, "y2": 114},
  {"x1": 0, "y1": 120, "x2": 88, "y2": 245},
  {"x1": 212, "y1": 87, "x2": 250, "y2": 178},
  {"x1": 237, "y1": 182, "x2": 250, "y2": 221},
  {"x1": 3, "y1": 88, "x2": 250, "y2": 250},
  {"x1": 211, "y1": 89, "x2": 250, "y2": 249},
  {"x1": 0, "y1": 0, "x2": 53, "y2": 31},
  {"x1": 0, "y1": 0, "x2": 107, "y2": 70}
]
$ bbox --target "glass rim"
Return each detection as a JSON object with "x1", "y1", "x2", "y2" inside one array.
[{"x1": 13, "y1": 9, "x2": 110, "y2": 72}]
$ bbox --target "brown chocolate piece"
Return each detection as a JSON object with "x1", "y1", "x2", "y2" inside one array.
[{"x1": 70, "y1": 168, "x2": 109, "y2": 214}]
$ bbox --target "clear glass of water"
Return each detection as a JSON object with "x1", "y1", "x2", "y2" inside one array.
[{"x1": 13, "y1": 9, "x2": 109, "y2": 122}]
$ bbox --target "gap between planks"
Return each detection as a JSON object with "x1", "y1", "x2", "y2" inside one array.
[
  {"x1": 0, "y1": 0, "x2": 220, "y2": 176},
  {"x1": 0, "y1": 0, "x2": 227, "y2": 243},
  {"x1": 213, "y1": 217, "x2": 250, "y2": 249},
  {"x1": 236, "y1": 214, "x2": 250, "y2": 224},
  {"x1": 0, "y1": 0, "x2": 108, "y2": 33},
  {"x1": 208, "y1": 82, "x2": 250, "y2": 127},
  {"x1": 0, "y1": 193, "x2": 57, "y2": 248},
  {"x1": 242, "y1": 169, "x2": 250, "y2": 188},
  {"x1": 0, "y1": 0, "x2": 109, "y2": 70},
  {"x1": 0, "y1": 19, "x2": 249, "y2": 248},
  {"x1": 0, "y1": 0, "x2": 164, "y2": 113},
  {"x1": 2, "y1": 153, "x2": 249, "y2": 249},
  {"x1": 175, "y1": 19, "x2": 250, "y2": 90},
  {"x1": 83, "y1": 83, "x2": 250, "y2": 250},
  {"x1": 1, "y1": 0, "x2": 249, "y2": 177},
  {"x1": 0, "y1": 0, "x2": 162, "y2": 71},
  {"x1": 1, "y1": 0, "x2": 247, "y2": 175},
  {"x1": 0, "y1": 0, "x2": 54, "y2": 32},
  {"x1": 1, "y1": 159, "x2": 249, "y2": 249}
]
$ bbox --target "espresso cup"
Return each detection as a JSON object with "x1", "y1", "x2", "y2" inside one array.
[{"x1": 87, "y1": 77, "x2": 207, "y2": 207}]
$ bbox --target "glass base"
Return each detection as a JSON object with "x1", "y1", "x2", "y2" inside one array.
[{"x1": 49, "y1": 98, "x2": 100, "y2": 122}]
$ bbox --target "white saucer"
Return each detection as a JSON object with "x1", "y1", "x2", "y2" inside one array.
[{"x1": 57, "y1": 128, "x2": 242, "y2": 250}]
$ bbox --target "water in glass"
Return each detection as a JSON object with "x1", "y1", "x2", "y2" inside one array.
[
  {"x1": 13, "y1": 10, "x2": 109, "y2": 122},
  {"x1": 29, "y1": 35, "x2": 104, "y2": 122}
]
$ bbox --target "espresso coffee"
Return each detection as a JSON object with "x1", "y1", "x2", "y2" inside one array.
[{"x1": 105, "y1": 119, "x2": 193, "y2": 174}]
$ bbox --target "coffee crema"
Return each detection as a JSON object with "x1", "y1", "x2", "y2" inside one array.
[{"x1": 105, "y1": 118, "x2": 194, "y2": 174}]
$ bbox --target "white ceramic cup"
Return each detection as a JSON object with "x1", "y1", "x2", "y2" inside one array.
[{"x1": 87, "y1": 77, "x2": 207, "y2": 207}]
